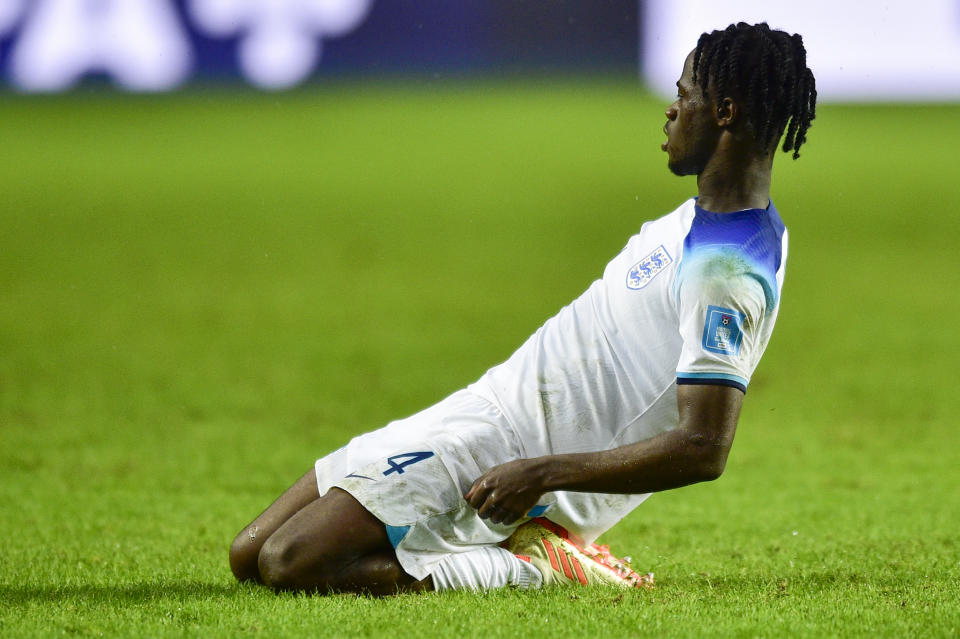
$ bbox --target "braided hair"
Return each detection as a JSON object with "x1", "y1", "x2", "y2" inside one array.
[{"x1": 692, "y1": 22, "x2": 817, "y2": 159}]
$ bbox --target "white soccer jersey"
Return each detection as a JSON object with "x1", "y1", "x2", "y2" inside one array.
[
  {"x1": 465, "y1": 197, "x2": 788, "y2": 541},
  {"x1": 325, "y1": 197, "x2": 789, "y2": 568}
]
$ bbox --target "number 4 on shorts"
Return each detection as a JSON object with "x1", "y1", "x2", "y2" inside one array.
[{"x1": 382, "y1": 451, "x2": 434, "y2": 476}]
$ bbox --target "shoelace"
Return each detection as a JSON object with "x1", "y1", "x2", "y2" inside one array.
[{"x1": 584, "y1": 543, "x2": 654, "y2": 586}]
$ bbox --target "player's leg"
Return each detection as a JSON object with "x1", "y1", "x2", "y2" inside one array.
[
  {"x1": 257, "y1": 485, "x2": 541, "y2": 594},
  {"x1": 229, "y1": 468, "x2": 320, "y2": 583},
  {"x1": 231, "y1": 466, "x2": 541, "y2": 593},
  {"x1": 257, "y1": 486, "x2": 432, "y2": 595},
  {"x1": 233, "y1": 391, "x2": 538, "y2": 593}
]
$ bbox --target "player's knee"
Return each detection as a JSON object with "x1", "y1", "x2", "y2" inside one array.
[
  {"x1": 257, "y1": 535, "x2": 293, "y2": 589},
  {"x1": 229, "y1": 528, "x2": 261, "y2": 583},
  {"x1": 258, "y1": 534, "x2": 331, "y2": 592}
]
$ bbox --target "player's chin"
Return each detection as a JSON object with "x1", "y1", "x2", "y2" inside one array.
[
  {"x1": 667, "y1": 159, "x2": 688, "y2": 177},
  {"x1": 667, "y1": 155, "x2": 698, "y2": 177}
]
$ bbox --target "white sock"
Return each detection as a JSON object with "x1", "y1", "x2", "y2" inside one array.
[{"x1": 431, "y1": 546, "x2": 543, "y2": 591}]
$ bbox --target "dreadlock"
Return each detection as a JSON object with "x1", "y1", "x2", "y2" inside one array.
[{"x1": 692, "y1": 22, "x2": 817, "y2": 159}]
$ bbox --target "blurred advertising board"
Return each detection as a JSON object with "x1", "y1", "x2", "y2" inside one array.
[
  {"x1": 642, "y1": 0, "x2": 960, "y2": 101},
  {"x1": 2, "y1": 0, "x2": 958, "y2": 101},
  {"x1": 0, "y1": 0, "x2": 637, "y2": 91}
]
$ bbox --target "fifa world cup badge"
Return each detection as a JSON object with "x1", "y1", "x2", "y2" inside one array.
[{"x1": 702, "y1": 306, "x2": 745, "y2": 356}]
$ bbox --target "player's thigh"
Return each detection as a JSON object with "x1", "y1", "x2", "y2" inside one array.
[
  {"x1": 230, "y1": 468, "x2": 320, "y2": 580},
  {"x1": 257, "y1": 487, "x2": 394, "y2": 590}
]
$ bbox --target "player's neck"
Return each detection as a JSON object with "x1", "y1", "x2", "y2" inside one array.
[{"x1": 695, "y1": 147, "x2": 772, "y2": 213}]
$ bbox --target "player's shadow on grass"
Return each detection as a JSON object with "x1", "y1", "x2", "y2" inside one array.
[{"x1": 1, "y1": 581, "x2": 237, "y2": 605}]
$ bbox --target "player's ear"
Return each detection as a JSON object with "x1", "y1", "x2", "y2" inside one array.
[{"x1": 715, "y1": 97, "x2": 737, "y2": 127}]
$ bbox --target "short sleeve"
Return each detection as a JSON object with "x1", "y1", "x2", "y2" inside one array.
[
  {"x1": 673, "y1": 204, "x2": 785, "y2": 393},
  {"x1": 675, "y1": 248, "x2": 770, "y2": 393}
]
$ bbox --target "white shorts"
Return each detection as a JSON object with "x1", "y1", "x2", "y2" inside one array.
[{"x1": 314, "y1": 389, "x2": 555, "y2": 580}]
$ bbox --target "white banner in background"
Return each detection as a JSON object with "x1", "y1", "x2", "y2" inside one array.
[
  {"x1": 188, "y1": 0, "x2": 372, "y2": 90},
  {"x1": 9, "y1": 0, "x2": 192, "y2": 91},
  {"x1": 0, "y1": 0, "x2": 26, "y2": 34},
  {"x1": 642, "y1": 0, "x2": 960, "y2": 101},
  {"x1": 0, "y1": 0, "x2": 373, "y2": 92}
]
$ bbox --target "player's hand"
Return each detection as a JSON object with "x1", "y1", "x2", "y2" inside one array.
[{"x1": 464, "y1": 459, "x2": 544, "y2": 525}]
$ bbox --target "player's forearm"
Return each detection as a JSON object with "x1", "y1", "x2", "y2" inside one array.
[
  {"x1": 465, "y1": 387, "x2": 738, "y2": 522},
  {"x1": 531, "y1": 427, "x2": 729, "y2": 496}
]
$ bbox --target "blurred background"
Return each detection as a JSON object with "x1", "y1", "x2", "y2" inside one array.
[{"x1": 1, "y1": 0, "x2": 959, "y2": 98}]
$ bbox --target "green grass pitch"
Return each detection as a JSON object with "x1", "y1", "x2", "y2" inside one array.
[{"x1": 1, "y1": 81, "x2": 958, "y2": 637}]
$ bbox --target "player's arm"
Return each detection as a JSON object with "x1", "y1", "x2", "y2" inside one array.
[{"x1": 465, "y1": 383, "x2": 743, "y2": 524}]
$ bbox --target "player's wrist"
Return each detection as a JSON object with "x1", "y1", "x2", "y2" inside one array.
[{"x1": 530, "y1": 454, "x2": 579, "y2": 493}]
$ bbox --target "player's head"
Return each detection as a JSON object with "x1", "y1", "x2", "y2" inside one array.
[{"x1": 662, "y1": 22, "x2": 817, "y2": 176}]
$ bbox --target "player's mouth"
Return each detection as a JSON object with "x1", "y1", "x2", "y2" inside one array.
[{"x1": 661, "y1": 124, "x2": 669, "y2": 151}]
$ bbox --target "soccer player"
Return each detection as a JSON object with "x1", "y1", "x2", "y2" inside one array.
[{"x1": 229, "y1": 22, "x2": 817, "y2": 594}]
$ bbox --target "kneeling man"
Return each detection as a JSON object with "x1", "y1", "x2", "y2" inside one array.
[{"x1": 229, "y1": 22, "x2": 816, "y2": 595}]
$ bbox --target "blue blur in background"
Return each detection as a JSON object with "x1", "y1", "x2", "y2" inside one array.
[{"x1": 0, "y1": 0, "x2": 640, "y2": 90}]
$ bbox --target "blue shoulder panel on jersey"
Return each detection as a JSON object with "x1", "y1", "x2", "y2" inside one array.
[
  {"x1": 677, "y1": 372, "x2": 748, "y2": 394},
  {"x1": 681, "y1": 202, "x2": 785, "y2": 312}
]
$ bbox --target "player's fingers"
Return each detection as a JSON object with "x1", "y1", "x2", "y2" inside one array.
[
  {"x1": 475, "y1": 494, "x2": 497, "y2": 519},
  {"x1": 465, "y1": 478, "x2": 486, "y2": 507},
  {"x1": 466, "y1": 487, "x2": 491, "y2": 511},
  {"x1": 501, "y1": 499, "x2": 529, "y2": 524},
  {"x1": 488, "y1": 505, "x2": 513, "y2": 524},
  {"x1": 479, "y1": 493, "x2": 514, "y2": 522},
  {"x1": 466, "y1": 475, "x2": 497, "y2": 509}
]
